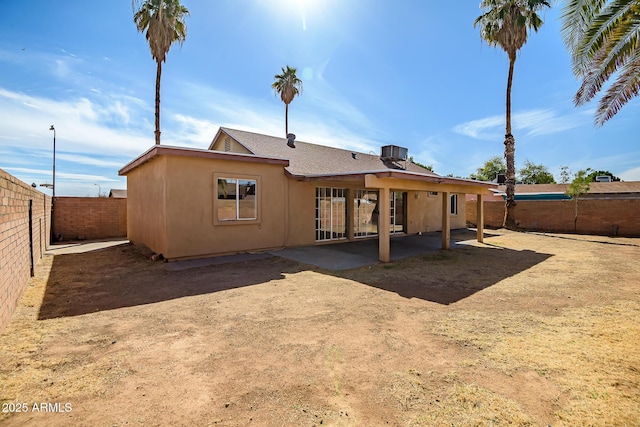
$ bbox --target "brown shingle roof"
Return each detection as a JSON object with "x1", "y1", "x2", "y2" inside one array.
[{"x1": 212, "y1": 127, "x2": 440, "y2": 178}]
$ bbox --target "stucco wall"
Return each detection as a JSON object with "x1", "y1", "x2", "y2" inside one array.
[
  {"x1": 125, "y1": 151, "x2": 473, "y2": 260},
  {"x1": 466, "y1": 199, "x2": 640, "y2": 236},
  {"x1": 0, "y1": 168, "x2": 52, "y2": 333},
  {"x1": 210, "y1": 134, "x2": 252, "y2": 154},
  {"x1": 161, "y1": 156, "x2": 288, "y2": 259},
  {"x1": 126, "y1": 156, "x2": 168, "y2": 255},
  {"x1": 406, "y1": 191, "x2": 466, "y2": 233}
]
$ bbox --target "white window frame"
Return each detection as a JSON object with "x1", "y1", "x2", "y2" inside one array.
[
  {"x1": 214, "y1": 174, "x2": 259, "y2": 224},
  {"x1": 316, "y1": 187, "x2": 347, "y2": 241},
  {"x1": 450, "y1": 194, "x2": 458, "y2": 215}
]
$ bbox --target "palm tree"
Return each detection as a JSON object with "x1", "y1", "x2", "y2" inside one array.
[
  {"x1": 474, "y1": 0, "x2": 550, "y2": 229},
  {"x1": 133, "y1": 0, "x2": 189, "y2": 145},
  {"x1": 562, "y1": 0, "x2": 640, "y2": 127},
  {"x1": 272, "y1": 65, "x2": 303, "y2": 137}
]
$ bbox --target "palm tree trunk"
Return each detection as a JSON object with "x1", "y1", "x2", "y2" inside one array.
[
  {"x1": 285, "y1": 103, "x2": 289, "y2": 136},
  {"x1": 155, "y1": 60, "x2": 162, "y2": 145},
  {"x1": 503, "y1": 57, "x2": 517, "y2": 229}
]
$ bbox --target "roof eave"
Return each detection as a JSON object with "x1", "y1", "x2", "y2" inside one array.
[
  {"x1": 285, "y1": 169, "x2": 496, "y2": 189},
  {"x1": 119, "y1": 145, "x2": 289, "y2": 176}
]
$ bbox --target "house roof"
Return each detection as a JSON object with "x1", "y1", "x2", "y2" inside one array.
[
  {"x1": 119, "y1": 128, "x2": 494, "y2": 191},
  {"x1": 211, "y1": 127, "x2": 440, "y2": 177},
  {"x1": 208, "y1": 128, "x2": 495, "y2": 190},
  {"x1": 496, "y1": 182, "x2": 640, "y2": 195},
  {"x1": 108, "y1": 189, "x2": 127, "y2": 198}
]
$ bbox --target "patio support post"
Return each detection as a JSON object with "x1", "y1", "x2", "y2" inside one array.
[
  {"x1": 378, "y1": 187, "x2": 391, "y2": 262},
  {"x1": 441, "y1": 191, "x2": 450, "y2": 250},
  {"x1": 477, "y1": 194, "x2": 484, "y2": 243},
  {"x1": 346, "y1": 189, "x2": 355, "y2": 241}
]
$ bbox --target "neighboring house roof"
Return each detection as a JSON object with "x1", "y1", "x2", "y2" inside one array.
[
  {"x1": 211, "y1": 127, "x2": 439, "y2": 178},
  {"x1": 109, "y1": 189, "x2": 127, "y2": 198},
  {"x1": 496, "y1": 182, "x2": 640, "y2": 195},
  {"x1": 488, "y1": 182, "x2": 640, "y2": 200}
]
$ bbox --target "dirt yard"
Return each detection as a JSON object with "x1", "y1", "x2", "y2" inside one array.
[{"x1": 1, "y1": 230, "x2": 639, "y2": 426}]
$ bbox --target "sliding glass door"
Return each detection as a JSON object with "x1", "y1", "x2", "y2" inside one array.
[{"x1": 315, "y1": 187, "x2": 347, "y2": 241}]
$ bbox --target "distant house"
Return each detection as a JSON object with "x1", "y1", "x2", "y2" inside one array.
[
  {"x1": 108, "y1": 189, "x2": 127, "y2": 198},
  {"x1": 468, "y1": 182, "x2": 640, "y2": 202},
  {"x1": 119, "y1": 128, "x2": 496, "y2": 261},
  {"x1": 466, "y1": 182, "x2": 640, "y2": 236}
]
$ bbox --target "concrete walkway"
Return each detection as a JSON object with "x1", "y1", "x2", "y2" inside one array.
[
  {"x1": 47, "y1": 230, "x2": 485, "y2": 272},
  {"x1": 46, "y1": 239, "x2": 130, "y2": 255}
]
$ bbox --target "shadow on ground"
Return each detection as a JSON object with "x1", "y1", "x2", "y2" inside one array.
[
  {"x1": 335, "y1": 244, "x2": 552, "y2": 304},
  {"x1": 38, "y1": 246, "x2": 304, "y2": 320},
  {"x1": 38, "y1": 231, "x2": 553, "y2": 319}
]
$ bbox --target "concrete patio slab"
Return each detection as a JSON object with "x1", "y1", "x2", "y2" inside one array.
[{"x1": 270, "y1": 229, "x2": 479, "y2": 270}]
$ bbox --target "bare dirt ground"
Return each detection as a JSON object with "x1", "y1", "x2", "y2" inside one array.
[{"x1": 1, "y1": 229, "x2": 639, "y2": 426}]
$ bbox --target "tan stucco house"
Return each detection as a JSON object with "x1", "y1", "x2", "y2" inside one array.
[{"x1": 119, "y1": 128, "x2": 496, "y2": 261}]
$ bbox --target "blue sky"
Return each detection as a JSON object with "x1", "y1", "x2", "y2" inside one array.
[{"x1": 1, "y1": 0, "x2": 638, "y2": 196}]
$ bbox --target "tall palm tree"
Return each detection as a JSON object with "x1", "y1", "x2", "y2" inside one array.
[
  {"x1": 272, "y1": 65, "x2": 303, "y2": 137},
  {"x1": 562, "y1": 0, "x2": 640, "y2": 127},
  {"x1": 133, "y1": 0, "x2": 189, "y2": 145},
  {"x1": 474, "y1": 0, "x2": 550, "y2": 229}
]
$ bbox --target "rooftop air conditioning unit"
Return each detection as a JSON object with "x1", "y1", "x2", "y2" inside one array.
[
  {"x1": 595, "y1": 175, "x2": 611, "y2": 182},
  {"x1": 381, "y1": 145, "x2": 408, "y2": 161}
]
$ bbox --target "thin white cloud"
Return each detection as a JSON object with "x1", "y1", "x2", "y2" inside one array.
[
  {"x1": 1, "y1": 166, "x2": 118, "y2": 182},
  {"x1": 454, "y1": 108, "x2": 586, "y2": 140},
  {"x1": 55, "y1": 153, "x2": 125, "y2": 168},
  {"x1": 0, "y1": 87, "x2": 154, "y2": 157},
  {"x1": 174, "y1": 79, "x2": 384, "y2": 154}
]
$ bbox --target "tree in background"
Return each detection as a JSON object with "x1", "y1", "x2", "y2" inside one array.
[
  {"x1": 518, "y1": 160, "x2": 556, "y2": 184},
  {"x1": 562, "y1": 0, "x2": 640, "y2": 126},
  {"x1": 272, "y1": 66, "x2": 303, "y2": 137},
  {"x1": 559, "y1": 165, "x2": 572, "y2": 184},
  {"x1": 475, "y1": 0, "x2": 551, "y2": 228},
  {"x1": 470, "y1": 155, "x2": 506, "y2": 182},
  {"x1": 566, "y1": 168, "x2": 592, "y2": 231},
  {"x1": 133, "y1": 0, "x2": 189, "y2": 145}
]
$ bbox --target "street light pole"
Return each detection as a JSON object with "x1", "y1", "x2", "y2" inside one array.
[{"x1": 49, "y1": 125, "x2": 56, "y2": 198}]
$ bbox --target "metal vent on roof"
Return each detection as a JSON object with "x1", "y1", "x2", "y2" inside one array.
[
  {"x1": 595, "y1": 175, "x2": 612, "y2": 182},
  {"x1": 286, "y1": 133, "x2": 296, "y2": 148}
]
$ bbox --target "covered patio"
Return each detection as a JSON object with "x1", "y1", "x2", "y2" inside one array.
[
  {"x1": 271, "y1": 228, "x2": 491, "y2": 270},
  {"x1": 291, "y1": 171, "x2": 496, "y2": 263}
]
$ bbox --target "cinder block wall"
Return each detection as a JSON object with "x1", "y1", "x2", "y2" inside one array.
[
  {"x1": 0, "y1": 168, "x2": 52, "y2": 333},
  {"x1": 52, "y1": 197, "x2": 127, "y2": 241},
  {"x1": 467, "y1": 199, "x2": 640, "y2": 236}
]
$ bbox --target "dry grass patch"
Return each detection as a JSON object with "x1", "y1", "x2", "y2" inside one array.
[{"x1": 1, "y1": 230, "x2": 639, "y2": 426}]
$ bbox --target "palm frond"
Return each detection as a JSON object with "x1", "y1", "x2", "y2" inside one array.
[
  {"x1": 475, "y1": 0, "x2": 550, "y2": 59},
  {"x1": 595, "y1": 50, "x2": 640, "y2": 126},
  {"x1": 563, "y1": 0, "x2": 640, "y2": 125}
]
